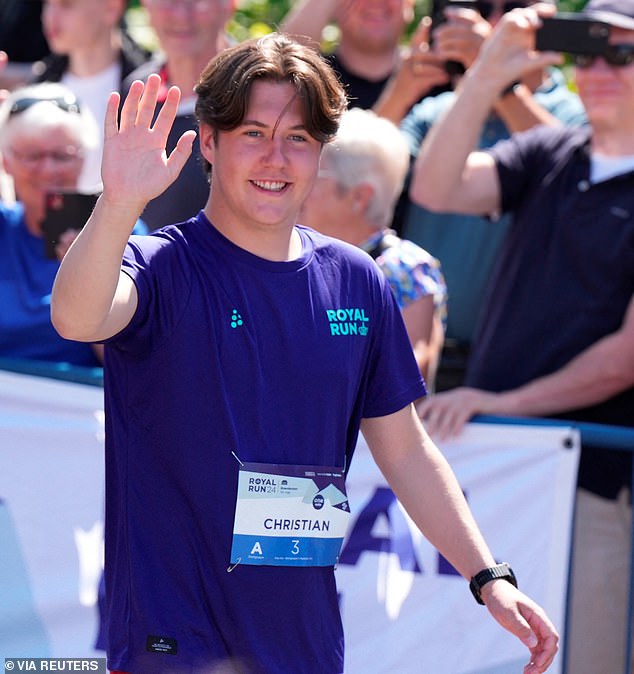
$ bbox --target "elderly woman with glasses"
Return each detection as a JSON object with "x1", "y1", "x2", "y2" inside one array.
[{"x1": 0, "y1": 74, "x2": 143, "y2": 367}]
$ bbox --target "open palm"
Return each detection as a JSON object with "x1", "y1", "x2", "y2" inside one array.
[{"x1": 101, "y1": 74, "x2": 196, "y2": 210}]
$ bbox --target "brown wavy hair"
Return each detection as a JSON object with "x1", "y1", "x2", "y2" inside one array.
[{"x1": 194, "y1": 33, "x2": 348, "y2": 176}]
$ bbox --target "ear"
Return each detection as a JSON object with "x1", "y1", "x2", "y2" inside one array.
[
  {"x1": 198, "y1": 123, "x2": 216, "y2": 167},
  {"x1": 351, "y1": 183, "x2": 374, "y2": 216}
]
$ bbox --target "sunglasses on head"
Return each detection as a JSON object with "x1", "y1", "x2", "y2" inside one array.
[
  {"x1": 9, "y1": 94, "x2": 81, "y2": 118},
  {"x1": 573, "y1": 43, "x2": 634, "y2": 68},
  {"x1": 475, "y1": 0, "x2": 528, "y2": 20}
]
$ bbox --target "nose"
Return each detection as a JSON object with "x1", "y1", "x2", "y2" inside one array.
[{"x1": 262, "y1": 136, "x2": 286, "y2": 166}]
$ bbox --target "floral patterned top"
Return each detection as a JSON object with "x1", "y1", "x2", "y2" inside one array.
[{"x1": 360, "y1": 229, "x2": 447, "y2": 327}]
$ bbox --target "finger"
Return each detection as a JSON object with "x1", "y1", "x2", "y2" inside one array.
[
  {"x1": 165, "y1": 129, "x2": 196, "y2": 181},
  {"x1": 136, "y1": 73, "x2": 162, "y2": 128},
  {"x1": 410, "y1": 16, "x2": 431, "y2": 49},
  {"x1": 119, "y1": 80, "x2": 145, "y2": 132},
  {"x1": 104, "y1": 91, "x2": 121, "y2": 140},
  {"x1": 151, "y1": 85, "x2": 182, "y2": 140},
  {"x1": 523, "y1": 608, "x2": 559, "y2": 672}
]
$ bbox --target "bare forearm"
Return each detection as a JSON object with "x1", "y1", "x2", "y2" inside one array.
[
  {"x1": 281, "y1": 0, "x2": 337, "y2": 45},
  {"x1": 363, "y1": 409, "x2": 496, "y2": 579},
  {"x1": 497, "y1": 334, "x2": 634, "y2": 418},
  {"x1": 410, "y1": 70, "x2": 497, "y2": 211}
]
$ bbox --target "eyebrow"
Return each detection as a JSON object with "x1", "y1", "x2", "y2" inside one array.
[{"x1": 241, "y1": 119, "x2": 307, "y2": 131}]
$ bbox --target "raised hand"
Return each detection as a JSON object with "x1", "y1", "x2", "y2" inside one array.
[{"x1": 101, "y1": 73, "x2": 196, "y2": 212}]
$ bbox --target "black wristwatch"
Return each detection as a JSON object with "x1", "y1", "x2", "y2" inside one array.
[{"x1": 469, "y1": 562, "x2": 517, "y2": 605}]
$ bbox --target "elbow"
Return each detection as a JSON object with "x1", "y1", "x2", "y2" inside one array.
[
  {"x1": 50, "y1": 301, "x2": 92, "y2": 343},
  {"x1": 409, "y1": 179, "x2": 451, "y2": 213}
]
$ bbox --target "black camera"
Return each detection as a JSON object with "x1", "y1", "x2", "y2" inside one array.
[
  {"x1": 430, "y1": 0, "x2": 477, "y2": 76},
  {"x1": 535, "y1": 13, "x2": 610, "y2": 55}
]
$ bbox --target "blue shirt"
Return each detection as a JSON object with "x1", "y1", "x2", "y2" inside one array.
[
  {"x1": 400, "y1": 68, "x2": 587, "y2": 344},
  {"x1": 0, "y1": 201, "x2": 99, "y2": 366},
  {"x1": 102, "y1": 213, "x2": 426, "y2": 673}
]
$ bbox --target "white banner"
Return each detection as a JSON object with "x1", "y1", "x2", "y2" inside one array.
[
  {"x1": 0, "y1": 371, "x2": 105, "y2": 659},
  {"x1": 337, "y1": 424, "x2": 580, "y2": 674},
  {"x1": 0, "y1": 371, "x2": 580, "y2": 672}
]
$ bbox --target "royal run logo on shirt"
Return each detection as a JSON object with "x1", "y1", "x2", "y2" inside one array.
[{"x1": 325, "y1": 308, "x2": 369, "y2": 336}]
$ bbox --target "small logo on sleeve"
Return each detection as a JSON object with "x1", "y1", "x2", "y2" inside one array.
[
  {"x1": 325, "y1": 308, "x2": 369, "y2": 336},
  {"x1": 146, "y1": 635, "x2": 178, "y2": 655}
]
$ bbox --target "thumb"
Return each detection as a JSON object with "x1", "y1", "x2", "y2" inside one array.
[{"x1": 166, "y1": 130, "x2": 196, "y2": 181}]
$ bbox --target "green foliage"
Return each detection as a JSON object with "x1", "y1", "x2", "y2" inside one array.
[
  {"x1": 228, "y1": 0, "x2": 293, "y2": 41},
  {"x1": 128, "y1": 0, "x2": 594, "y2": 51}
]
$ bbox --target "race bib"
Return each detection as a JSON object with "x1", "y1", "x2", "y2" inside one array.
[{"x1": 230, "y1": 462, "x2": 350, "y2": 567}]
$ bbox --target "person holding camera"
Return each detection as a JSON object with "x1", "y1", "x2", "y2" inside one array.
[
  {"x1": 398, "y1": 0, "x2": 586, "y2": 391},
  {"x1": 0, "y1": 77, "x2": 102, "y2": 367},
  {"x1": 412, "y1": 2, "x2": 634, "y2": 672}
]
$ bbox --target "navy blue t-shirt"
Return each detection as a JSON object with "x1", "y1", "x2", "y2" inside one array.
[
  {"x1": 102, "y1": 213, "x2": 426, "y2": 673},
  {"x1": 467, "y1": 124, "x2": 634, "y2": 498}
]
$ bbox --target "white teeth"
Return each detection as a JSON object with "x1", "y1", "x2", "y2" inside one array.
[{"x1": 252, "y1": 180, "x2": 286, "y2": 192}]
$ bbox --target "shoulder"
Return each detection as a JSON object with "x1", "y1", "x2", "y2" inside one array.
[
  {"x1": 301, "y1": 226, "x2": 382, "y2": 272},
  {"x1": 491, "y1": 123, "x2": 589, "y2": 161},
  {"x1": 31, "y1": 53, "x2": 68, "y2": 82},
  {"x1": 0, "y1": 201, "x2": 24, "y2": 228},
  {"x1": 124, "y1": 220, "x2": 196, "y2": 267}
]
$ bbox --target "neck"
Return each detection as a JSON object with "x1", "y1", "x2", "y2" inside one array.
[
  {"x1": 67, "y1": 32, "x2": 122, "y2": 77},
  {"x1": 335, "y1": 42, "x2": 399, "y2": 81},
  {"x1": 205, "y1": 206, "x2": 303, "y2": 262},
  {"x1": 591, "y1": 127, "x2": 634, "y2": 156}
]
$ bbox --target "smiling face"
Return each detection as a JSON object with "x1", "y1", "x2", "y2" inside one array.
[{"x1": 199, "y1": 79, "x2": 323, "y2": 247}]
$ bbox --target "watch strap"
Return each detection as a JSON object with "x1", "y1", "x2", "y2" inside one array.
[{"x1": 469, "y1": 562, "x2": 517, "y2": 605}]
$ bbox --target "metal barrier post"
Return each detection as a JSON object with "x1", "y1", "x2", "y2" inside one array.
[{"x1": 626, "y1": 460, "x2": 634, "y2": 674}]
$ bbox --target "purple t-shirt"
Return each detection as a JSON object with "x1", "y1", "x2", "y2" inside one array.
[{"x1": 102, "y1": 212, "x2": 425, "y2": 673}]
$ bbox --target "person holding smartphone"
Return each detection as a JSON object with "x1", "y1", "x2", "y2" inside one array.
[
  {"x1": 413, "y1": 2, "x2": 634, "y2": 672},
  {"x1": 0, "y1": 76, "x2": 144, "y2": 366}
]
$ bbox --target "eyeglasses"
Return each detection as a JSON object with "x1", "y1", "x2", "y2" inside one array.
[
  {"x1": 475, "y1": 0, "x2": 528, "y2": 20},
  {"x1": 8, "y1": 146, "x2": 84, "y2": 168},
  {"x1": 149, "y1": 0, "x2": 217, "y2": 11},
  {"x1": 8, "y1": 94, "x2": 81, "y2": 118},
  {"x1": 573, "y1": 44, "x2": 634, "y2": 69}
]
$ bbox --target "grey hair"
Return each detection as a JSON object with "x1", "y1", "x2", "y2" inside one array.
[
  {"x1": 320, "y1": 107, "x2": 410, "y2": 229},
  {"x1": 0, "y1": 82, "x2": 100, "y2": 153}
]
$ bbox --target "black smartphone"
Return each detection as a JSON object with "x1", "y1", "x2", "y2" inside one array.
[
  {"x1": 536, "y1": 14, "x2": 610, "y2": 55},
  {"x1": 41, "y1": 191, "x2": 99, "y2": 259},
  {"x1": 430, "y1": 0, "x2": 477, "y2": 76}
]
